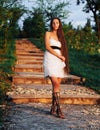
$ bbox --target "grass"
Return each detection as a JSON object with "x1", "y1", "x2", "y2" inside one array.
[
  {"x1": 0, "y1": 40, "x2": 16, "y2": 73},
  {"x1": 0, "y1": 39, "x2": 16, "y2": 128},
  {"x1": 29, "y1": 38, "x2": 100, "y2": 93},
  {"x1": 29, "y1": 38, "x2": 45, "y2": 51},
  {"x1": 69, "y1": 48, "x2": 100, "y2": 92}
]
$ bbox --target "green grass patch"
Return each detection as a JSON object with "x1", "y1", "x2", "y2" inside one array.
[
  {"x1": 0, "y1": 39, "x2": 16, "y2": 73},
  {"x1": 69, "y1": 48, "x2": 100, "y2": 92}
]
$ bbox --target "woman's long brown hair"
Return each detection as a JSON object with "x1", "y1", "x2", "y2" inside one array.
[{"x1": 50, "y1": 17, "x2": 69, "y2": 73}]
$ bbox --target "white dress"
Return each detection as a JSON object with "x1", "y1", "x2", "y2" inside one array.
[{"x1": 43, "y1": 38, "x2": 67, "y2": 78}]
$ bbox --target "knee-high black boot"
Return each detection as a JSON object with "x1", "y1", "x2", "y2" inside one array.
[
  {"x1": 54, "y1": 92, "x2": 65, "y2": 119},
  {"x1": 50, "y1": 93, "x2": 57, "y2": 116}
]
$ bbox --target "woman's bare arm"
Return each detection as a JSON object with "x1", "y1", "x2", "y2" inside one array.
[{"x1": 45, "y1": 32, "x2": 65, "y2": 61}]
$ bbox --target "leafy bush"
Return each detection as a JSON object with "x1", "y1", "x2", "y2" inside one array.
[
  {"x1": 66, "y1": 33, "x2": 100, "y2": 55},
  {"x1": 0, "y1": 71, "x2": 11, "y2": 103},
  {"x1": 0, "y1": 39, "x2": 16, "y2": 128},
  {"x1": 0, "y1": 39, "x2": 16, "y2": 73},
  {"x1": 0, "y1": 39, "x2": 16, "y2": 103}
]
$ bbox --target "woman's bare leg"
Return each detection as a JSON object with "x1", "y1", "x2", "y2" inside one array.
[
  {"x1": 50, "y1": 77, "x2": 61, "y2": 93},
  {"x1": 49, "y1": 77, "x2": 65, "y2": 119}
]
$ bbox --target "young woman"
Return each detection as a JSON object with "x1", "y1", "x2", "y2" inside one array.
[{"x1": 43, "y1": 17, "x2": 69, "y2": 119}]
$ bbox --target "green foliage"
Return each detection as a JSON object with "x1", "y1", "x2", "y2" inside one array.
[
  {"x1": 0, "y1": 39, "x2": 16, "y2": 103},
  {"x1": 64, "y1": 22, "x2": 100, "y2": 55},
  {"x1": 23, "y1": 8, "x2": 45, "y2": 38},
  {"x1": 0, "y1": 0, "x2": 26, "y2": 47},
  {"x1": 0, "y1": 40, "x2": 16, "y2": 73},
  {"x1": 34, "y1": 0, "x2": 69, "y2": 22},
  {"x1": 76, "y1": 0, "x2": 100, "y2": 43},
  {"x1": 0, "y1": 71, "x2": 11, "y2": 104},
  {"x1": 22, "y1": 0, "x2": 69, "y2": 38},
  {"x1": 69, "y1": 48, "x2": 100, "y2": 92},
  {"x1": 0, "y1": 4, "x2": 25, "y2": 126},
  {"x1": 0, "y1": 38, "x2": 16, "y2": 128}
]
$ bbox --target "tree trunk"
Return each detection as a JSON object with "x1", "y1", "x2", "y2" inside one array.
[
  {"x1": 97, "y1": 19, "x2": 100, "y2": 44},
  {"x1": 93, "y1": 11, "x2": 100, "y2": 44}
]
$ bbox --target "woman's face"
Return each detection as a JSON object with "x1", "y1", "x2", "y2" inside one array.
[{"x1": 52, "y1": 19, "x2": 60, "y2": 31}]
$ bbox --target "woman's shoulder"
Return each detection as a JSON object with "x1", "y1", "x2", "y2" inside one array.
[{"x1": 45, "y1": 31, "x2": 52, "y2": 36}]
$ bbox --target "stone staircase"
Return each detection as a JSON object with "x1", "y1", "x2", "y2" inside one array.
[
  {"x1": 7, "y1": 39, "x2": 100, "y2": 105},
  {"x1": 13, "y1": 39, "x2": 49, "y2": 85}
]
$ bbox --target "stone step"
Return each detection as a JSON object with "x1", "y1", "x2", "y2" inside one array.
[
  {"x1": 63, "y1": 75, "x2": 82, "y2": 84},
  {"x1": 17, "y1": 56, "x2": 43, "y2": 60},
  {"x1": 16, "y1": 43, "x2": 37, "y2": 47},
  {"x1": 15, "y1": 71, "x2": 44, "y2": 76},
  {"x1": 8, "y1": 95, "x2": 100, "y2": 105},
  {"x1": 7, "y1": 84, "x2": 100, "y2": 104},
  {"x1": 16, "y1": 46, "x2": 38, "y2": 49},
  {"x1": 16, "y1": 43, "x2": 39, "y2": 48},
  {"x1": 16, "y1": 52, "x2": 44, "y2": 56},
  {"x1": 16, "y1": 50, "x2": 42, "y2": 53},
  {"x1": 16, "y1": 46, "x2": 42, "y2": 51},
  {"x1": 14, "y1": 64, "x2": 81, "y2": 84},
  {"x1": 14, "y1": 64, "x2": 43, "y2": 72},
  {"x1": 13, "y1": 72, "x2": 81, "y2": 85},
  {"x1": 16, "y1": 59, "x2": 43, "y2": 65},
  {"x1": 16, "y1": 49, "x2": 42, "y2": 54},
  {"x1": 13, "y1": 74, "x2": 50, "y2": 84}
]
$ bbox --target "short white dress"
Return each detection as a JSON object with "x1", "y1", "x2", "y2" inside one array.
[{"x1": 43, "y1": 38, "x2": 67, "y2": 78}]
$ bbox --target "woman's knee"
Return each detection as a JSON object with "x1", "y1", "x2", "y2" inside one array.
[
  {"x1": 53, "y1": 81, "x2": 59, "y2": 86},
  {"x1": 50, "y1": 77, "x2": 61, "y2": 86},
  {"x1": 53, "y1": 78, "x2": 61, "y2": 86}
]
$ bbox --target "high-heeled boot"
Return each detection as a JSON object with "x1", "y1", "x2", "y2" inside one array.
[
  {"x1": 50, "y1": 93, "x2": 57, "y2": 116},
  {"x1": 54, "y1": 92, "x2": 65, "y2": 119}
]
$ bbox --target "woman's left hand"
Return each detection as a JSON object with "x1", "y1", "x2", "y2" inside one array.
[{"x1": 59, "y1": 55, "x2": 65, "y2": 62}]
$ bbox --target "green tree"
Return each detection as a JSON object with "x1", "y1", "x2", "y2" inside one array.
[
  {"x1": 77, "y1": 0, "x2": 100, "y2": 44},
  {"x1": 33, "y1": 0, "x2": 69, "y2": 24},
  {"x1": 83, "y1": 18, "x2": 92, "y2": 33},
  {"x1": 23, "y1": 8, "x2": 45, "y2": 38},
  {"x1": 0, "y1": 0, "x2": 25, "y2": 48}
]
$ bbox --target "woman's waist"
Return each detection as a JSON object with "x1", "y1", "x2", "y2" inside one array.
[
  {"x1": 45, "y1": 49, "x2": 61, "y2": 55},
  {"x1": 50, "y1": 46, "x2": 61, "y2": 50}
]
